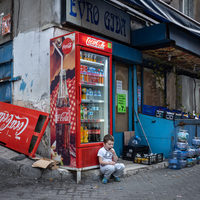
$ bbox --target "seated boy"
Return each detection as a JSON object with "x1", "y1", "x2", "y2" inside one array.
[{"x1": 97, "y1": 134, "x2": 125, "y2": 184}]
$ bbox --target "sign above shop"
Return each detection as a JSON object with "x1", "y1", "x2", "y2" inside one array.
[{"x1": 62, "y1": 0, "x2": 130, "y2": 44}]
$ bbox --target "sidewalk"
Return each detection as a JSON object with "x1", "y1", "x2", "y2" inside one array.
[{"x1": 0, "y1": 145, "x2": 169, "y2": 183}]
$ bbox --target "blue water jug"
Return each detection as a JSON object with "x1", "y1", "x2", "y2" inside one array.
[{"x1": 128, "y1": 135, "x2": 141, "y2": 148}]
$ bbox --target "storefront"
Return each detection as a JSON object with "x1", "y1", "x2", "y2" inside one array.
[
  {"x1": 132, "y1": 21, "x2": 200, "y2": 158},
  {"x1": 58, "y1": 0, "x2": 200, "y2": 166}
]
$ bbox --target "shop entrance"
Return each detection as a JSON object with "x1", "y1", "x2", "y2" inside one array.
[{"x1": 113, "y1": 62, "x2": 134, "y2": 156}]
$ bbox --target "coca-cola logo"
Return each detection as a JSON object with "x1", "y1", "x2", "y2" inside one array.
[
  {"x1": 56, "y1": 112, "x2": 69, "y2": 122},
  {"x1": 86, "y1": 37, "x2": 105, "y2": 50},
  {"x1": 62, "y1": 38, "x2": 73, "y2": 55},
  {"x1": 0, "y1": 112, "x2": 29, "y2": 140}
]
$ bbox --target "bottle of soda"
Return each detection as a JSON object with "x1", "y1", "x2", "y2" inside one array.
[
  {"x1": 81, "y1": 123, "x2": 84, "y2": 143},
  {"x1": 96, "y1": 123, "x2": 101, "y2": 142},
  {"x1": 55, "y1": 69, "x2": 71, "y2": 166},
  {"x1": 91, "y1": 123, "x2": 96, "y2": 142},
  {"x1": 88, "y1": 123, "x2": 92, "y2": 142},
  {"x1": 92, "y1": 122, "x2": 97, "y2": 142},
  {"x1": 83, "y1": 126, "x2": 88, "y2": 143}
]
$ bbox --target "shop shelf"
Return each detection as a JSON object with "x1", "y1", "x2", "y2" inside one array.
[{"x1": 80, "y1": 59, "x2": 104, "y2": 67}]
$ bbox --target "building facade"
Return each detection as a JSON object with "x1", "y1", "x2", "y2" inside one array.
[{"x1": 1, "y1": 0, "x2": 200, "y2": 159}]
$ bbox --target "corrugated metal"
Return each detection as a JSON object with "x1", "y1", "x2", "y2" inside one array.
[{"x1": 0, "y1": 41, "x2": 13, "y2": 103}]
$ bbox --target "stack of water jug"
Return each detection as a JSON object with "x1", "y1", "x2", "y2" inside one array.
[{"x1": 169, "y1": 129, "x2": 200, "y2": 169}]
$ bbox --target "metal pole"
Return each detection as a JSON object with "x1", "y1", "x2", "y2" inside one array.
[{"x1": 134, "y1": 110, "x2": 153, "y2": 154}]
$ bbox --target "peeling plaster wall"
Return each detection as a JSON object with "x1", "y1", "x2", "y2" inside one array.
[
  {"x1": 12, "y1": 0, "x2": 75, "y2": 157},
  {"x1": 13, "y1": 27, "x2": 74, "y2": 157}
]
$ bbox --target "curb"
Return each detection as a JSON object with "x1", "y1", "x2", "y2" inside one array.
[{"x1": 0, "y1": 157, "x2": 169, "y2": 182}]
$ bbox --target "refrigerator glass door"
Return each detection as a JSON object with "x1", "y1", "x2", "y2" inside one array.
[{"x1": 80, "y1": 50, "x2": 109, "y2": 144}]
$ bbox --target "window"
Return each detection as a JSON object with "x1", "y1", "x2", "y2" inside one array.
[{"x1": 179, "y1": 0, "x2": 194, "y2": 18}]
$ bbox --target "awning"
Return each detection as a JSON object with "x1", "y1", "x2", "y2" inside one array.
[
  {"x1": 132, "y1": 22, "x2": 200, "y2": 71},
  {"x1": 121, "y1": 0, "x2": 200, "y2": 35}
]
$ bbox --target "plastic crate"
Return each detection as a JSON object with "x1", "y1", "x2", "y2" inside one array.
[
  {"x1": 157, "y1": 153, "x2": 163, "y2": 163},
  {"x1": 133, "y1": 152, "x2": 157, "y2": 165},
  {"x1": 142, "y1": 105, "x2": 157, "y2": 116},
  {"x1": 123, "y1": 145, "x2": 149, "y2": 153},
  {"x1": 164, "y1": 111, "x2": 175, "y2": 120},
  {"x1": 182, "y1": 113, "x2": 189, "y2": 119},
  {"x1": 122, "y1": 145, "x2": 149, "y2": 161},
  {"x1": 155, "y1": 110, "x2": 164, "y2": 118}
]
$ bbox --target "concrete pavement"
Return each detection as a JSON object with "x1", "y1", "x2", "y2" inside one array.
[
  {"x1": 1, "y1": 162, "x2": 200, "y2": 200},
  {"x1": 0, "y1": 145, "x2": 169, "y2": 183}
]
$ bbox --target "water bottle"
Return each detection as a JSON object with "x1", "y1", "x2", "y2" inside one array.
[
  {"x1": 91, "y1": 103, "x2": 95, "y2": 118},
  {"x1": 93, "y1": 90, "x2": 97, "y2": 100},
  {"x1": 97, "y1": 90, "x2": 101, "y2": 100},
  {"x1": 86, "y1": 88, "x2": 89, "y2": 100},
  {"x1": 128, "y1": 135, "x2": 141, "y2": 148},
  {"x1": 89, "y1": 88, "x2": 93, "y2": 100},
  {"x1": 87, "y1": 106, "x2": 93, "y2": 120},
  {"x1": 94, "y1": 103, "x2": 99, "y2": 119}
]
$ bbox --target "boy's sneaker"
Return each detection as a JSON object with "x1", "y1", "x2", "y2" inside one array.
[
  {"x1": 102, "y1": 177, "x2": 108, "y2": 184},
  {"x1": 113, "y1": 176, "x2": 121, "y2": 182}
]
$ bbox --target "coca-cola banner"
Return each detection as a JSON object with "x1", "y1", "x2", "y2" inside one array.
[
  {"x1": 77, "y1": 33, "x2": 112, "y2": 53},
  {"x1": 0, "y1": 101, "x2": 49, "y2": 157},
  {"x1": 50, "y1": 33, "x2": 76, "y2": 167}
]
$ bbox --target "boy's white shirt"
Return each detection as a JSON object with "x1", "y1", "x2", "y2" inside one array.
[{"x1": 97, "y1": 147, "x2": 113, "y2": 166}]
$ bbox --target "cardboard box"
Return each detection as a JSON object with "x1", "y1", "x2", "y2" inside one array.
[
  {"x1": 32, "y1": 157, "x2": 59, "y2": 170},
  {"x1": 124, "y1": 131, "x2": 135, "y2": 145}
]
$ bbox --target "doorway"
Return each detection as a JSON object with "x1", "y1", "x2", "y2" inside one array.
[{"x1": 113, "y1": 62, "x2": 133, "y2": 156}]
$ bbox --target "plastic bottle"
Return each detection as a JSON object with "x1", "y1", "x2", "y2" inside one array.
[
  {"x1": 86, "y1": 89, "x2": 89, "y2": 100},
  {"x1": 91, "y1": 103, "x2": 95, "y2": 117},
  {"x1": 90, "y1": 68, "x2": 94, "y2": 83},
  {"x1": 128, "y1": 135, "x2": 141, "y2": 148},
  {"x1": 82, "y1": 88, "x2": 86, "y2": 99},
  {"x1": 101, "y1": 69, "x2": 104, "y2": 84},
  {"x1": 88, "y1": 123, "x2": 92, "y2": 142},
  {"x1": 93, "y1": 90, "x2": 97, "y2": 100},
  {"x1": 83, "y1": 105, "x2": 87, "y2": 120},
  {"x1": 94, "y1": 103, "x2": 99, "y2": 119},
  {"x1": 83, "y1": 126, "x2": 88, "y2": 143},
  {"x1": 89, "y1": 88, "x2": 93, "y2": 100},
  {"x1": 81, "y1": 123, "x2": 84, "y2": 143},
  {"x1": 92, "y1": 123, "x2": 96, "y2": 142},
  {"x1": 97, "y1": 90, "x2": 101, "y2": 100},
  {"x1": 95, "y1": 123, "x2": 101, "y2": 142},
  {"x1": 88, "y1": 106, "x2": 93, "y2": 120},
  {"x1": 80, "y1": 104, "x2": 83, "y2": 119}
]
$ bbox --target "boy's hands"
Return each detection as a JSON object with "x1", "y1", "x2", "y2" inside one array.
[
  {"x1": 110, "y1": 148, "x2": 116, "y2": 155},
  {"x1": 109, "y1": 161, "x2": 116, "y2": 165}
]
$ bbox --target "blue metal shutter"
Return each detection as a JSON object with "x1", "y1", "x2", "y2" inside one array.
[{"x1": 0, "y1": 41, "x2": 20, "y2": 103}]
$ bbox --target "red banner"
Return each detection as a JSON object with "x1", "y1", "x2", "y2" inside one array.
[{"x1": 0, "y1": 102, "x2": 49, "y2": 157}]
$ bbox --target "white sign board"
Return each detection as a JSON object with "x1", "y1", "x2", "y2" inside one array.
[
  {"x1": 116, "y1": 80, "x2": 122, "y2": 94},
  {"x1": 64, "y1": 0, "x2": 130, "y2": 43}
]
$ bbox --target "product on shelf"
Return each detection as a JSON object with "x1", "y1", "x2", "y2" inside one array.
[
  {"x1": 97, "y1": 90, "x2": 101, "y2": 100},
  {"x1": 83, "y1": 126, "x2": 88, "y2": 143},
  {"x1": 88, "y1": 106, "x2": 93, "y2": 120},
  {"x1": 81, "y1": 123, "x2": 84, "y2": 143},
  {"x1": 82, "y1": 88, "x2": 86, "y2": 99}
]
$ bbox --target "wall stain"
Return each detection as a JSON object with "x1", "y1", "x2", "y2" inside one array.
[
  {"x1": 25, "y1": 73, "x2": 28, "y2": 77},
  {"x1": 31, "y1": 80, "x2": 33, "y2": 87},
  {"x1": 20, "y1": 79, "x2": 27, "y2": 91}
]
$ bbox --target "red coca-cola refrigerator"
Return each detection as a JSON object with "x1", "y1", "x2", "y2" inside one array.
[{"x1": 50, "y1": 32, "x2": 112, "y2": 170}]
